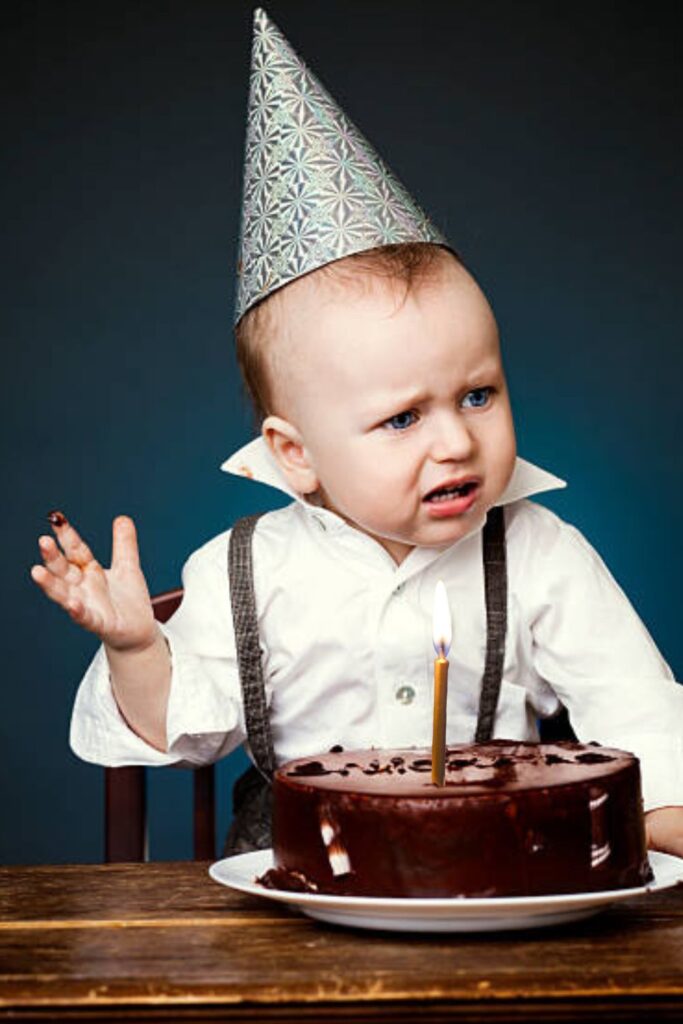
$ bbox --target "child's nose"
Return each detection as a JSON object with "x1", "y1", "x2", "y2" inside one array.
[{"x1": 428, "y1": 411, "x2": 475, "y2": 463}]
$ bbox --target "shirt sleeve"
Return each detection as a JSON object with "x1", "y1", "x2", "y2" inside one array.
[
  {"x1": 521, "y1": 502, "x2": 683, "y2": 812},
  {"x1": 69, "y1": 531, "x2": 247, "y2": 768}
]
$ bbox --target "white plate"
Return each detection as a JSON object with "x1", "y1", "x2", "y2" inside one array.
[{"x1": 209, "y1": 849, "x2": 683, "y2": 933}]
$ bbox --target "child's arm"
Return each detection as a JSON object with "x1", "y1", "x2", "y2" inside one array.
[
  {"x1": 31, "y1": 513, "x2": 170, "y2": 751},
  {"x1": 516, "y1": 502, "x2": 683, "y2": 828},
  {"x1": 645, "y1": 807, "x2": 683, "y2": 858}
]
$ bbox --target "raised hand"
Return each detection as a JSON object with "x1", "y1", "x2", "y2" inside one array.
[{"x1": 30, "y1": 512, "x2": 157, "y2": 653}]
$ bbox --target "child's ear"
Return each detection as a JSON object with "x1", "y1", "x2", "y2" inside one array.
[{"x1": 262, "y1": 415, "x2": 319, "y2": 495}]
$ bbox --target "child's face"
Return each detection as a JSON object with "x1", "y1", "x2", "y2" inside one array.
[{"x1": 264, "y1": 254, "x2": 517, "y2": 563}]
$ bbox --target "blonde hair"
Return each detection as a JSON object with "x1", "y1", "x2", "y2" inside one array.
[{"x1": 235, "y1": 242, "x2": 457, "y2": 423}]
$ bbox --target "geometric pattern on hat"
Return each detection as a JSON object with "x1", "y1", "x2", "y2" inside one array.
[{"x1": 234, "y1": 8, "x2": 448, "y2": 323}]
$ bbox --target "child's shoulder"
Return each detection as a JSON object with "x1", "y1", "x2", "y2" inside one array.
[
  {"x1": 506, "y1": 497, "x2": 581, "y2": 539},
  {"x1": 504, "y1": 498, "x2": 609, "y2": 575},
  {"x1": 182, "y1": 502, "x2": 304, "y2": 577},
  {"x1": 505, "y1": 497, "x2": 565, "y2": 532}
]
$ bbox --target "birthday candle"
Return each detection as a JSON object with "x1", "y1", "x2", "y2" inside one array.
[{"x1": 431, "y1": 580, "x2": 452, "y2": 786}]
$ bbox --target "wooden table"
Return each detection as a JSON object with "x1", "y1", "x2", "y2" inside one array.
[{"x1": 1, "y1": 861, "x2": 682, "y2": 1022}]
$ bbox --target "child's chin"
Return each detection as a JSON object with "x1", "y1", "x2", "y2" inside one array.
[{"x1": 421, "y1": 511, "x2": 488, "y2": 547}]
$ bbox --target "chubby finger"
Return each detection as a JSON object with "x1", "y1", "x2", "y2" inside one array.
[
  {"x1": 30, "y1": 565, "x2": 105, "y2": 634},
  {"x1": 30, "y1": 563, "x2": 71, "y2": 608},
  {"x1": 38, "y1": 535, "x2": 83, "y2": 583},
  {"x1": 111, "y1": 515, "x2": 141, "y2": 571},
  {"x1": 47, "y1": 510, "x2": 96, "y2": 570}
]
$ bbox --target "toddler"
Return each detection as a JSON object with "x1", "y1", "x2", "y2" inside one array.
[{"x1": 31, "y1": 9, "x2": 683, "y2": 857}]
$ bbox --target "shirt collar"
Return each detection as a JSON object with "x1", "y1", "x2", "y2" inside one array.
[{"x1": 220, "y1": 436, "x2": 566, "y2": 509}]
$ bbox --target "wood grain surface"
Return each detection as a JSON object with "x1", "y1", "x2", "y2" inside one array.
[{"x1": 1, "y1": 862, "x2": 682, "y2": 1022}]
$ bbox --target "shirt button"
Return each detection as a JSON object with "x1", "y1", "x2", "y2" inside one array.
[
  {"x1": 395, "y1": 684, "x2": 416, "y2": 705},
  {"x1": 392, "y1": 582, "x2": 405, "y2": 596}
]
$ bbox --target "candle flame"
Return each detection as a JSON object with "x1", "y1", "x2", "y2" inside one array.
[{"x1": 433, "y1": 580, "x2": 452, "y2": 656}]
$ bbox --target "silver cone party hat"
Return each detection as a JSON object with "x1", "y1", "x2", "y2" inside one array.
[{"x1": 234, "y1": 7, "x2": 448, "y2": 323}]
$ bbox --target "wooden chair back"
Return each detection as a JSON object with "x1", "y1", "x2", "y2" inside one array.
[{"x1": 104, "y1": 588, "x2": 216, "y2": 862}]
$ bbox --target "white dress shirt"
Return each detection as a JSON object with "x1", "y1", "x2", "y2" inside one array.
[{"x1": 70, "y1": 440, "x2": 683, "y2": 812}]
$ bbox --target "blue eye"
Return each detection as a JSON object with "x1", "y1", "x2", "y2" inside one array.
[
  {"x1": 462, "y1": 387, "x2": 493, "y2": 409},
  {"x1": 385, "y1": 410, "x2": 418, "y2": 431}
]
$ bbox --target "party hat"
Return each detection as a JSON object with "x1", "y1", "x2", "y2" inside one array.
[{"x1": 234, "y1": 7, "x2": 448, "y2": 323}]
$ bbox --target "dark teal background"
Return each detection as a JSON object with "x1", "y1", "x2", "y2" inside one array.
[{"x1": 3, "y1": 1, "x2": 681, "y2": 864}]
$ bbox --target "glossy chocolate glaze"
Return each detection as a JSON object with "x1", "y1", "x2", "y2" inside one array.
[{"x1": 262, "y1": 740, "x2": 652, "y2": 898}]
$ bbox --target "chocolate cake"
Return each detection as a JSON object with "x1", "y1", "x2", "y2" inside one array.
[{"x1": 260, "y1": 740, "x2": 652, "y2": 898}]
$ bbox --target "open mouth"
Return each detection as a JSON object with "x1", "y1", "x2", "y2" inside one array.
[{"x1": 424, "y1": 480, "x2": 479, "y2": 503}]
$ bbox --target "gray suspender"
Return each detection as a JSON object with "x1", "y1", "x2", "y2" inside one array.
[
  {"x1": 223, "y1": 505, "x2": 508, "y2": 854},
  {"x1": 227, "y1": 512, "x2": 275, "y2": 780},
  {"x1": 223, "y1": 513, "x2": 272, "y2": 855},
  {"x1": 475, "y1": 505, "x2": 508, "y2": 743}
]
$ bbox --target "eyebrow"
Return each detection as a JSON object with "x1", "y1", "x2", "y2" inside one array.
[
  {"x1": 462, "y1": 359, "x2": 503, "y2": 387},
  {"x1": 369, "y1": 361, "x2": 503, "y2": 416}
]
